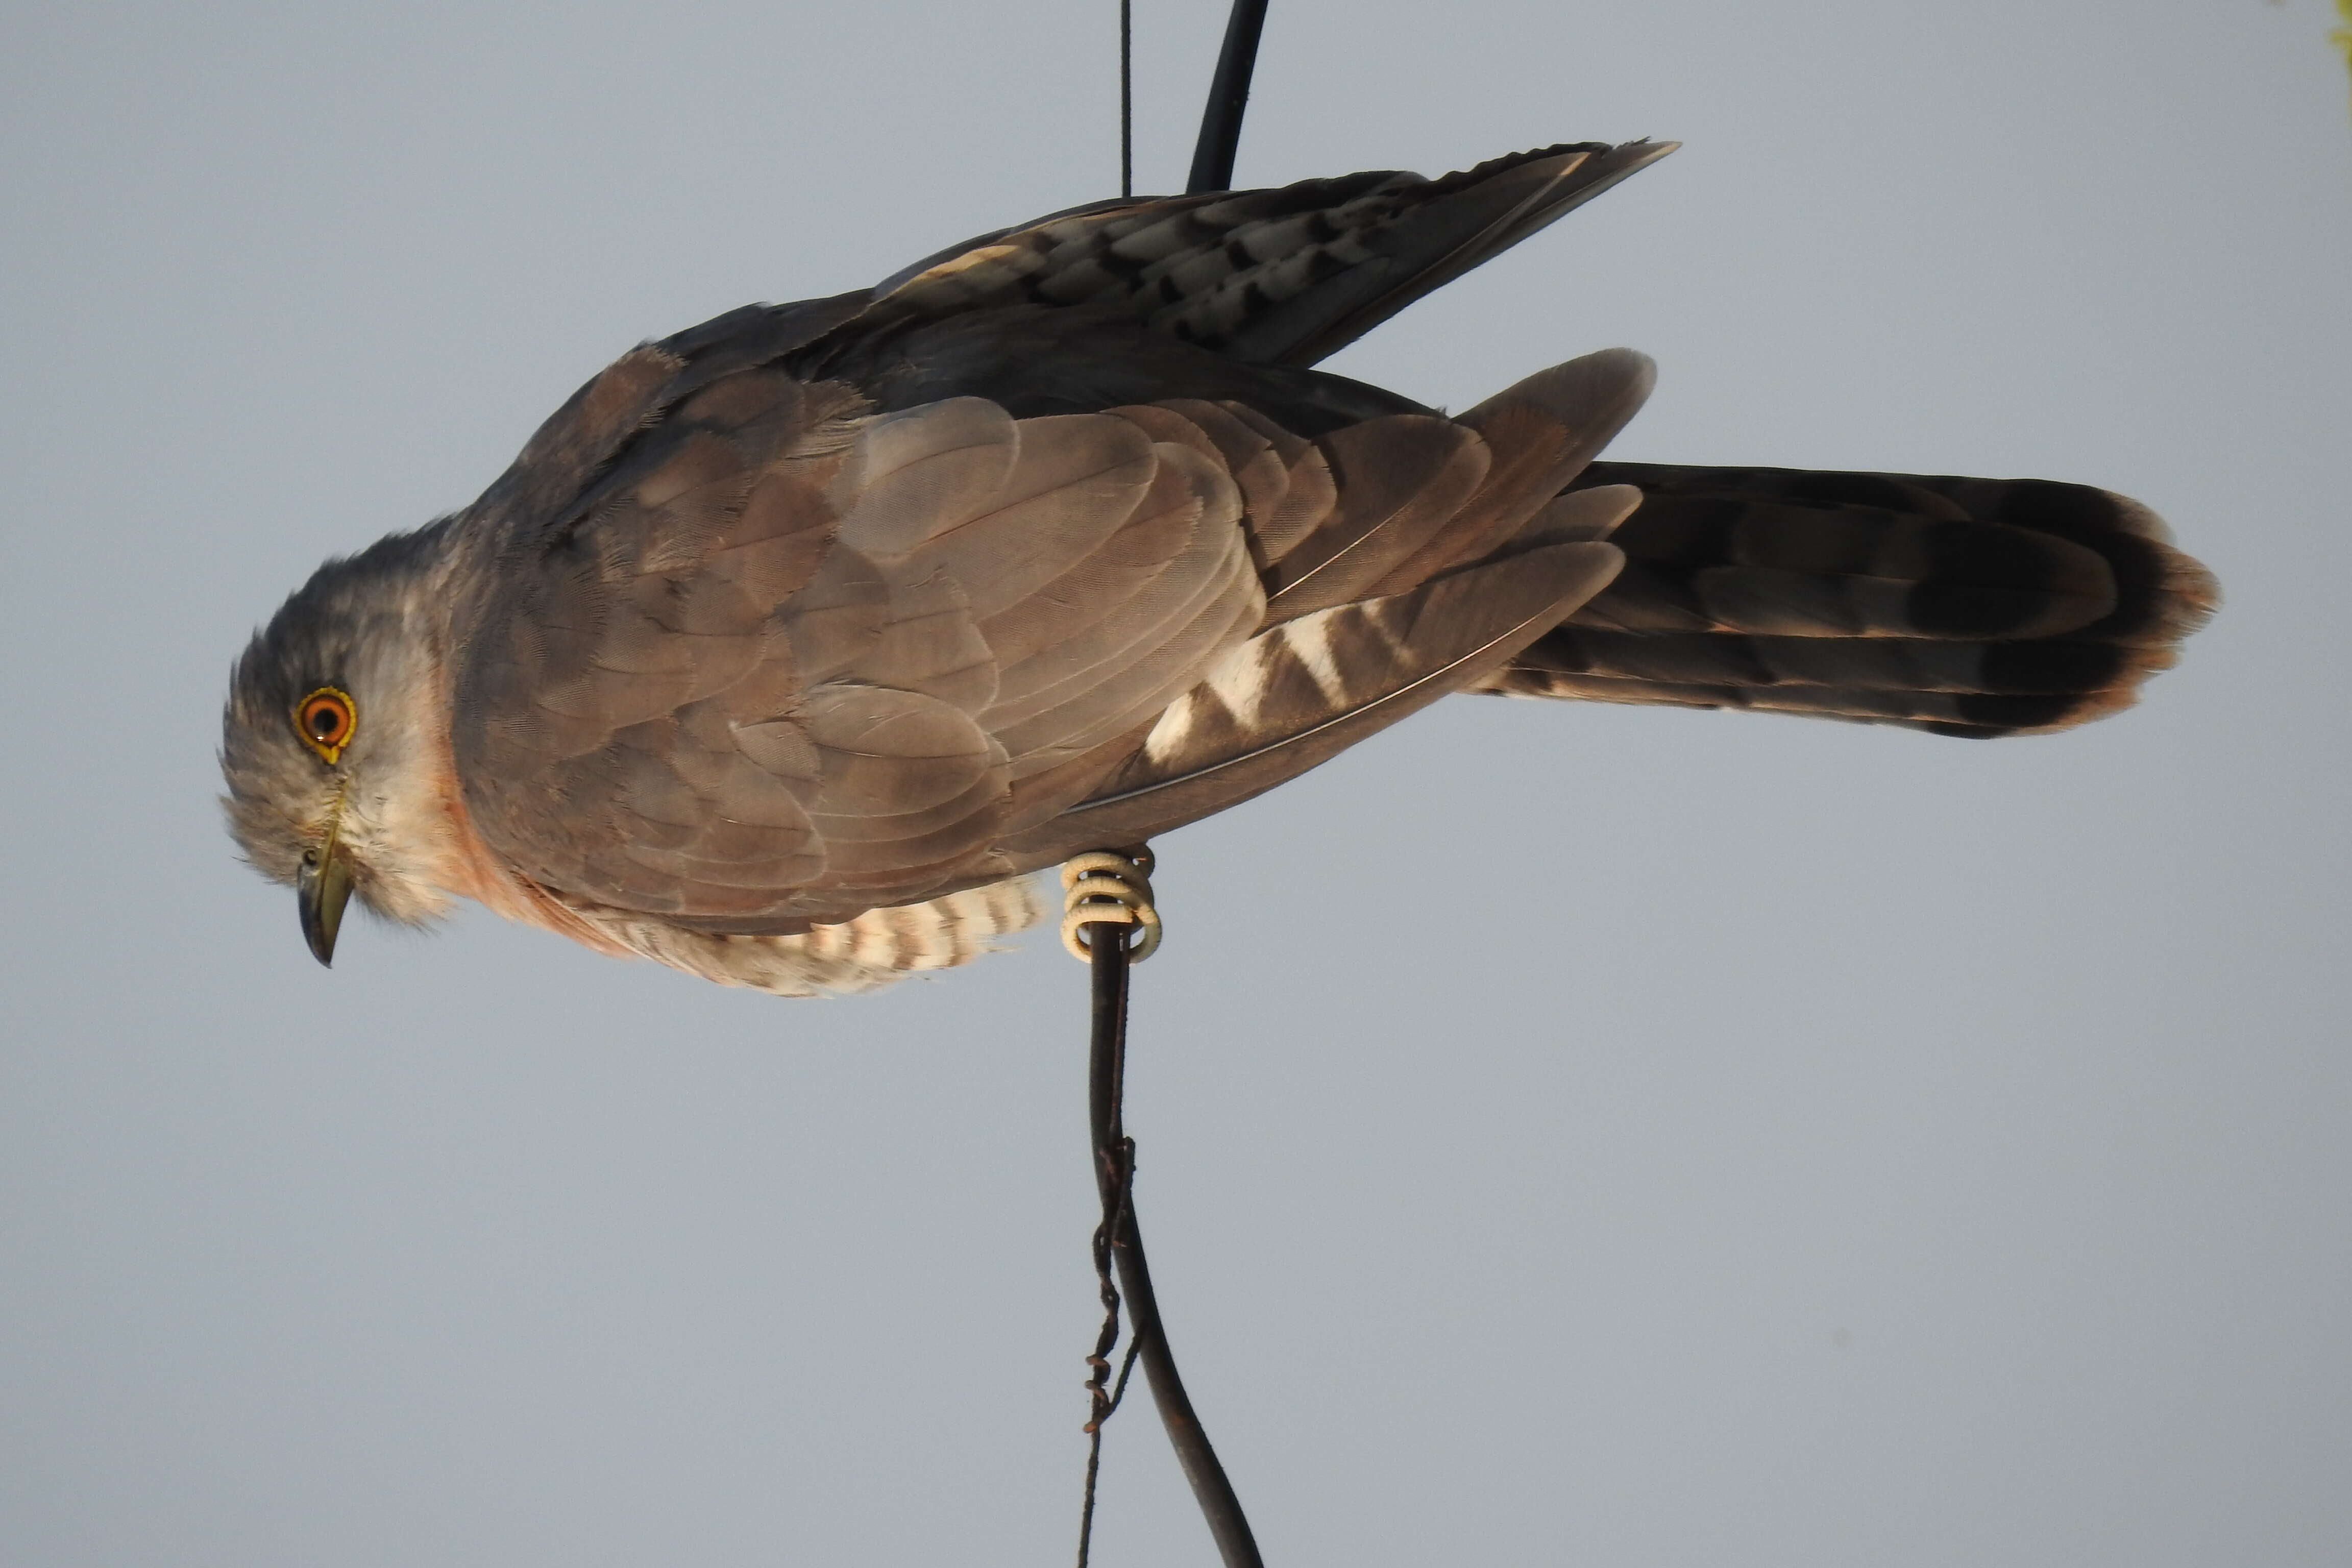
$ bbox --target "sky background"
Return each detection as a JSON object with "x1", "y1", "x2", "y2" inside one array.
[{"x1": 3, "y1": 2, "x2": 2347, "y2": 1564}]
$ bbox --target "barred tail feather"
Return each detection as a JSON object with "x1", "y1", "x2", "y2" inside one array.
[{"x1": 1476, "y1": 464, "x2": 2217, "y2": 736}]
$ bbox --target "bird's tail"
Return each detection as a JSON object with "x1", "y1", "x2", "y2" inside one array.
[{"x1": 1473, "y1": 463, "x2": 2217, "y2": 736}]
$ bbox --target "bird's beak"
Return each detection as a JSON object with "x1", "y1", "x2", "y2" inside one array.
[{"x1": 297, "y1": 822, "x2": 355, "y2": 968}]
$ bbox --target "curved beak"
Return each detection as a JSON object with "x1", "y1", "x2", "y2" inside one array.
[{"x1": 297, "y1": 824, "x2": 355, "y2": 968}]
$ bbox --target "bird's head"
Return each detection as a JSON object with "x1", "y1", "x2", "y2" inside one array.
[{"x1": 220, "y1": 523, "x2": 468, "y2": 965}]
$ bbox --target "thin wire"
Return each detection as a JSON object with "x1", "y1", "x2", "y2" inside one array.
[
  {"x1": 1076, "y1": 1333, "x2": 1144, "y2": 1568},
  {"x1": 1075, "y1": 1041, "x2": 1134, "y2": 1568}
]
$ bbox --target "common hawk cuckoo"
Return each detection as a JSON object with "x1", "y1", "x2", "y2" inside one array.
[{"x1": 220, "y1": 142, "x2": 2216, "y2": 995}]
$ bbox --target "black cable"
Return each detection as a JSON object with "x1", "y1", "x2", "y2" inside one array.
[
  {"x1": 1120, "y1": 0, "x2": 1134, "y2": 199},
  {"x1": 1185, "y1": 0, "x2": 1270, "y2": 194},
  {"x1": 1080, "y1": 906, "x2": 1264, "y2": 1568}
]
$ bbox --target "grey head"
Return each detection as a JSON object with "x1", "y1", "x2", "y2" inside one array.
[{"x1": 220, "y1": 520, "x2": 465, "y2": 964}]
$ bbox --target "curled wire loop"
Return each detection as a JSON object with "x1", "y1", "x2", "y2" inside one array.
[{"x1": 1060, "y1": 847, "x2": 1161, "y2": 963}]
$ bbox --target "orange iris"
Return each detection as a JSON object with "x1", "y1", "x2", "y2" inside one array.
[{"x1": 294, "y1": 688, "x2": 357, "y2": 763}]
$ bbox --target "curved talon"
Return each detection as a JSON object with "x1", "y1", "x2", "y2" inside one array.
[{"x1": 1060, "y1": 847, "x2": 1161, "y2": 962}]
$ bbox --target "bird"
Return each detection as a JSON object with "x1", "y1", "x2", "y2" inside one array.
[{"x1": 220, "y1": 141, "x2": 2216, "y2": 996}]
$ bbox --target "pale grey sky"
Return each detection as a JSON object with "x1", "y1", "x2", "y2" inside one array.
[{"x1": 3, "y1": 2, "x2": 2347, "y2": 1564}]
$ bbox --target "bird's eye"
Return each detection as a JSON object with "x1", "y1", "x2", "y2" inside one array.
[{"x1": 293, "y1": 688, "x2": 357, "y2": 763}]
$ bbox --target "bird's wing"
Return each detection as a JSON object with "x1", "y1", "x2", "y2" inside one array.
[
  {"x1": 827, "y1": 141, "x2": 1677, "y2": 369},
  {"x1": 449, "y1": 348, "x2": 1652, "y2": 927},
  {"x1": 451, "y1": 370, "x2": 1266, "y2": 925},
  {"x1": 477, "y1": 146, "x2": 1669, "y2": 457},
  {"x1": 1476, "y1": 464, "x2": 2219, "y2": 734},
  {"x1": 463, "y1": 292, "x2": 872, "y2": 532},
  {"x1": 1003, "y1": 530, "x2": 1630, "y2": 858},
  {"x1": 987, "y1": 359, "x2": 1649, "y2": 863},
  {"x1": 451, "y1": 367, "x2": 868, "y2": 923}
]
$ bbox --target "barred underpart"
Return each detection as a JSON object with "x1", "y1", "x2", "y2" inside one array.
[{"x1": 580, "y1": 877, "x2": 1047, "y2": 997}]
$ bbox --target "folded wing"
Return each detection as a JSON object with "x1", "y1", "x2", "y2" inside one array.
[{"x1": 451, "y1": 350, "x2": 1655, "y2": 929}]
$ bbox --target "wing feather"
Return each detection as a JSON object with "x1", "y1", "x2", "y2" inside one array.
[
  {"x1": 1000, "y1": 534, "x2": 1631, "y2": 855},
  {"x1": 845, "y1": 143, "x2": 1676, "y2": 369}
]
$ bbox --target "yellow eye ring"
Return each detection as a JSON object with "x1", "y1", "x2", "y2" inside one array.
[{"x1": 293, "y1": 687, "x2": 357, "y2": 764}]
